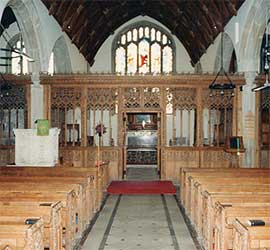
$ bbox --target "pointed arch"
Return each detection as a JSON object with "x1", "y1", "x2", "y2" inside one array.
[
  {"x1": 112, "y1": 21, "x2": 176, "y2": 75},
  {"x1": 51, "y1": 35, "x2": 72, "y2": 74},
  {"x1": 214, "y1": 33, "x2": 237, "y2": 73}
]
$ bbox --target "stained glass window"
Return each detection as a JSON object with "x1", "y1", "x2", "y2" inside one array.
[{"x1": 114, "y1": 23, "x2": 174, "y2": 75}]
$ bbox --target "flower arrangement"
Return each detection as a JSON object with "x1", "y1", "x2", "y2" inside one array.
[{"x1": 95, "y1": 122, "x2": 107, "y2": 136}]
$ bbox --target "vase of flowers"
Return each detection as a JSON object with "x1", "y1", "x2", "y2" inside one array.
[{"x1": 95, "y1": 123, "x2": 107, "y2": 137}]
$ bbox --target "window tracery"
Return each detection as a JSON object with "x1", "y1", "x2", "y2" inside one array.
[
  {"x1": 0, "y1": 84, "x2": 27, "y2": 145},
  {"x1": 260, "y1": 89, "x2": 270, "y2": 146},
  {"x1": 51, "y1": 88, "x2": 82, "y2": 146},
  {"x1": 165, "y1": 88, "x2": 196, "y2": 146},
  {"x1": 202, "y1": 89, "x2": 233, "y2": 146},
  {"x1": 114, "y1": 22, "x2": 175, "y2": 75},
  {"x1": 8, "y1": 37, "x2": 29, "y2": 75}
]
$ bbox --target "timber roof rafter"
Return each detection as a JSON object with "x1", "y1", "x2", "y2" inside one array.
[{"x1": 41, "y1": 0, "x2": 245, "y2": 66}]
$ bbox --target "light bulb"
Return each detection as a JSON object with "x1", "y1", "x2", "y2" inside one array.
[{"x1": 265, "y1": 61, "x2": 269, "y2": 71}]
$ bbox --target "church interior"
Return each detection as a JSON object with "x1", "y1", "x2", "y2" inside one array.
[{"x1": 1, "y1": 0, "x2": 270, "y2": 249}]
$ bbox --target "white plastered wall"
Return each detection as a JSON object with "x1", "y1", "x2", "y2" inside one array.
[{"x1": 90, "y1": 15, "x2": 195, "y2": 73}]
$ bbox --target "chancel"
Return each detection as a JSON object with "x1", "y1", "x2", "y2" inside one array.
[{"x1": 1, "y1": 1, "x2": 270, "y2": 250}]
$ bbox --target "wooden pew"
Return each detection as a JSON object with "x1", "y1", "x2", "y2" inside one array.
[
  {"x1": 232, "y1": 218, "x2": 270, "y2": 250},
  {"x1": 0, "y1": 191, "x2": 76, "y2": 250},
  {"x1": 213, "y1": 203, "x2": 270, "y2": 250},
  {"x1": 190, "y1": 177, "x2": 270, "y2": 227},
  {"x1": 183, "y1": 171, "x2": 270, "y2": 220},
  {"x1": 0, "y1": 165, "x2": 109, "y2": 250},
  {"x1": 180, "y1": 168, "x2": 270, "y2": 250},
  {"x1": 199, "y1": 193, "x2": 270, "y2": 249},
  {"x1": 194, "y1": 185, "x2": 270, "y2": 250},
  {"x1": 180, "y1": 168, "x2": 270, "y2": 206},
  {"x1": 185, "y1": 172, "x2": 270, "y2": 214},
  {"x1": 0, "y1": 202, "x2": 62, "y2": 250},
  {"x1": 0, "y1": 165, "x2": 108, "y2": 210},
  {"x1": 0, "y1": 175, "x2": 94, "y2": 230},
  {"x1": 0, "y1": 219, "x2": 44, "y2": 250}
]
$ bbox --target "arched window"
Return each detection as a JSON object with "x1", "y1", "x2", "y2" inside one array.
[
  {"x1": 47, "y1": 52, "x2": 54, "y2": 75},
  {"x1": 260, "y1": 32, "x2": 269, "y2": 74},
  {"x1": 229, "y1": 50, "x2": 237, "y2": 73},
  {"x1": 113, "y1": 22, "x2": 175, "y2": 75},
  {"x1": 7, "y1": 35, "x2": 28, "y2": 75}
]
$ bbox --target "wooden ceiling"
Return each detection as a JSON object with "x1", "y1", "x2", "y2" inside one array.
[{"x1": 41, "y1": 0, "x2": 245, "y2": 66}]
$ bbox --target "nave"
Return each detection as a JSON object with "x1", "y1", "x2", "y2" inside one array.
[{"x1": 2, "y1": 1, "x2": 270, "y2": 250}]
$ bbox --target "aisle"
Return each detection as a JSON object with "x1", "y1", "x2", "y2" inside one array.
[
  {"x1": 81, "y1": 194, "x2": 197, "y2": 250},
  {"x1": 126, "y1": 165, "x2": 159, "y2": 180}
]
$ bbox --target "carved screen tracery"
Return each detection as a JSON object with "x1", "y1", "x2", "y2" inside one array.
[
  {"x1": 51, "y1": 87, "x2": 82, "y2": 146},
  {"x1": 87, "y1": 88, "x2": 118, "y2": 146},
  {"x1": 260, "y1": 89, "x2": 270, "y2": 146},
  {"x1": 123, "y1": 87, "x2": 161, "y2": 110},
  {"x1": 202, "y1": 89, "x2": 233, "y2": 146},
  {"x1": 0, "y1": 85, "x2": 27, "y2": 145},
  {"x1": 123, "y1": 87, "x2": 141, "y2": 109},
  {"x1": 143, "y1": 87, "x2": 161, "y2": 109},
  {"x1": 165, "y1": 88, "x2": 196, "y2": 146}
]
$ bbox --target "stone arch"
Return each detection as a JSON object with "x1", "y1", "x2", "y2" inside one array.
[
  {"x1": 238, "y1": 0, "x2": 270, "y2": 72},
  {"x1": 52, "y1": 36, "x2": 72, "y2": 73},
  {"x1": 5, "y1": 0, "x2": 48, "y2": 76},
  {"x1": 214, "y1": 32, "x2": 236, "y2": 73}
]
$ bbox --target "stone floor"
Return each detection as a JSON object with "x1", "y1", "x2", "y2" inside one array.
[
  {"x1": 126, "y1": 165, "x2": 159, "y2": 180},
  {"x1": 80, "y1": 166, "x2": 197, "y2": 250},
  {"x1": 81, "y1": 194, "x2": 197, "y2": 250}
]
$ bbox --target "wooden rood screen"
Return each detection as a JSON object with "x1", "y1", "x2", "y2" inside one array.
[
  {"x1": 0, "y1": 74, "x2": 31, "y2": 165},
  {"x1": 42, "y1": 74, "x2": 244, "y2": 181}
]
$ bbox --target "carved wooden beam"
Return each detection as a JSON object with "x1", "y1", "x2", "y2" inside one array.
[
  {"x1": 54, "y1": 1, "x2": 67, "y2": 23},
  {"x1": 41, "y1": 0, "x2": 245, "y2": 68},
  {"x1": 40, "y1": 0, "x2": 50, "y2": 9},
  {"x1": 219, "y1": 0, "x2": 230, "y2": 20},
  {"x1": 200, "y1": 0, "x2": 220, "y2": 33},
  {"x1": 72, "y1": 19, "x2": 89, "y2": 45},
  {"x1": 226, "y1": 0, "x2": 238, "y2": 16},
  {"x1": 197, "y1": 13, "x2": 214, "y2": 42},
  {"x1": 208, "y1": 1, "x2": 223, "y2": 31},
  {"x1": 62, "y1": 0, "x2": 79, "y2": 31},
  {"x1": 48, "y1": 1, "x2": 60, "y2": 16},
  {"x1": 68, "y1": 4, "x2": 85, "y2": 33},
  {"x1": 79, "y1": 30, "x2": 96, "y2": 55}
]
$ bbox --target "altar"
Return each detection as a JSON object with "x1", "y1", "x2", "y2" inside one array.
[{"x1": 127, "y1": 130, "x2": 158, "y2": 165}]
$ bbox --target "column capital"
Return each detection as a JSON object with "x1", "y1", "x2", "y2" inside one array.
[
  {"x1": 244, "y1": 71, "x2": 257, "y2": 86},
  {"x1": 31, "y1": 72, "x2": 40, "y2": 84}
]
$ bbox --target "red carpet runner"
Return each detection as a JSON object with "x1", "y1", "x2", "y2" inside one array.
[{"x1": 107, "y1": 181, "x2": 176, "y2": 194}]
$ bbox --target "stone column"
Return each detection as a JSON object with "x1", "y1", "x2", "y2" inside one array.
[
  {"x1": 31, "y1": 73, "x2": 44, "y2": 128},
  {"x1": 241, "y1": 71, "x2": 257, "y2": 167}
]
